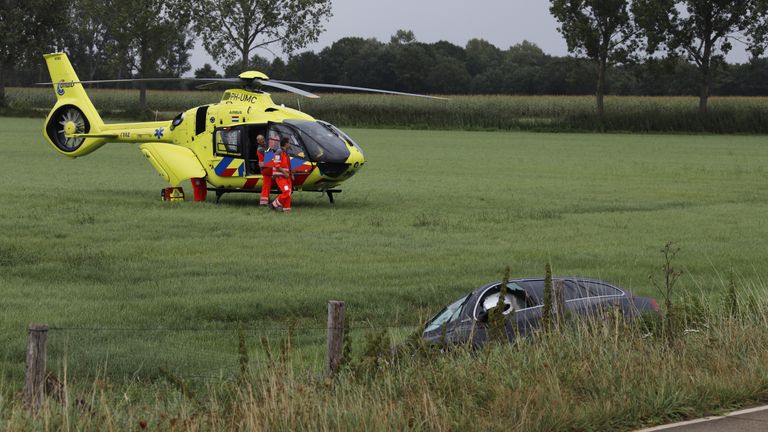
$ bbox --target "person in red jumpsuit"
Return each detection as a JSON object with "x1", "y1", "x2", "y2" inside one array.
[
  {"x1": 256, "y1": 134, "x2": 276, "y2": 206},
  {"x1": 270, "y1": 137, "x2": 293, "y2": 213}
]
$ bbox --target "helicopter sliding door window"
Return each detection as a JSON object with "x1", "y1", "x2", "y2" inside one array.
[{"x1": 214, "y1": 127, "x2": 243, "y2": 157}]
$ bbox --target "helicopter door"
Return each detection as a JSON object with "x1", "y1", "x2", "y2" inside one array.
[
  {"x1": 243, "y1": 124, "x2": 268, "y2": 175},
  {"x1": 212, "y1": 126, "x2": 246, "y2": 178}
]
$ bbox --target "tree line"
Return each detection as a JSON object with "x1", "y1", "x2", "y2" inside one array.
[
  {"x1": 1, "y1": 0, "x2": 767, "y2": 116},
  {"x1": 0, "y1": 0, "x2": 332, "y2": 109}
]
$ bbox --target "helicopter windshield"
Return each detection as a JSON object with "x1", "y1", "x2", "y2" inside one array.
[
  {"x1": 318, "y1": 120, "x2": 364, "y2": 159},
  {"x1": 284, "y1": 120, "x2": 351, "y2": 163}
]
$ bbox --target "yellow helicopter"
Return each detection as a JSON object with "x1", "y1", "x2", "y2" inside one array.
[{"x1": 39, "y1": 53, "x2": 441, "y2": 204}]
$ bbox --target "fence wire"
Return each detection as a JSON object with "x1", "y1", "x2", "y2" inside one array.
[{"x1": 40, "y1": 322, "x2": 419, "y2": 382}]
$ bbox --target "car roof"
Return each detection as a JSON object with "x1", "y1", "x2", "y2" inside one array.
[{"x1": 471, "y1": 277, "x2": 625, "y2": 296}]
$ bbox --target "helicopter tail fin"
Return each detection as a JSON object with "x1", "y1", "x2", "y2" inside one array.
[{"x1": 42, "y1": 52, "x2": 106, "y2": 157}]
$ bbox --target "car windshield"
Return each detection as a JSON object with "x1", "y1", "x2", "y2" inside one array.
[
  {"x1": 284, "y1": 120, "x2": 350, "y2": 162},
  {"x1": 424, "y1": 295, "x2": 469, "y2": 333}
]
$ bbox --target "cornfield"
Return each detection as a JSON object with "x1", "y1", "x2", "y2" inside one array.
[{"x1": 6, "y1": 87, "x2": 768, "y2": 133}]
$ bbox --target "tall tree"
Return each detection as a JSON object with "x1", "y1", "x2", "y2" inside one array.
[
  {"x1": 633, "y1": 0, "x2": 757, "y2": 113},
  {"x1": 192, "y1": 0, "x2": 332, "y2": 71},
  {"x1": 285, "y1": 51, "x2": 323, "y2": 81},
  {"x1": 158, "y1": 6, "x2": 196, "y2": 79},
  {"x1": 745, "y1": 0, "x2": 768, "y2": 59},
  {"x1": 550, "y1": 0, "x2": 636, "y2": 117},
  {"x1": 100, "y1": 0, "x2": 193, "y2": 108},
  {"x1": 194, "y1": 63, "x2": 222, "y2": 79},
  {"x1": 63, "y1": 0, "x2": 109, "y2": 81},
  {"x1": 0, "y1": 0, "x2": 68, "y2": 106},
  {"x1": 224, "y1": 54, "x2": 271, "y2": 77},
  {"x1": 464, "y1": 39, "x2": 502, "y2": 76}
]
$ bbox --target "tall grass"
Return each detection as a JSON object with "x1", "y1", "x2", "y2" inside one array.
[
  {"x1": 6, "y1": 87, "x2": 768, "y2": 133},
  {"x1": 2, "y1": 284, "x2": 768, "y2": 431}
]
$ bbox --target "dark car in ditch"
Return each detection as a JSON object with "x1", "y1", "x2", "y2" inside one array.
[{"x1": 422, "y1": 277, "x2": 659, "y2": 346}]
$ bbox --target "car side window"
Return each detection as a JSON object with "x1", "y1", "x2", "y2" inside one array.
[
  {"x1": 475, "y1": 284, "x2": 529, "y2": 319},
  {"x1": 518, "y1": 279, "x2": 583, "y2": 303}
]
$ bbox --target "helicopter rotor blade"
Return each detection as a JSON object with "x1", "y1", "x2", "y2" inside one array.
[
  {"x1": 193, "y1": 79, "x2": 319, "y2": 98},
  {"x1": 271, "y1": 80, "x2": 447, "y2": 100},
  {"x1": 192, "y1": 79, "x2": 241, "y2": 90},
  {"x1": 257, "y1": 80, "x2": 319, "y2": 99},
  {"x1": 35, "y1": 77, "x2": 194, "y2": 85},
  {"x1": 36, "y1": 77, "x2": 439, "y2": 100}
]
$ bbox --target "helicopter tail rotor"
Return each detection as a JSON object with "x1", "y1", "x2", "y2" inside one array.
[{"x1": 42, "y1": 53, "x2": 106, "y2": 157}]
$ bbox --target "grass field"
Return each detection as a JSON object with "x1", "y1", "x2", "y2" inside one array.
[
  {"x1": 1, "y1": 116, "x2": 768, "y2": 383},
  {"x1": 3, "y1": 116, "x2": 768, "y2": 429}
]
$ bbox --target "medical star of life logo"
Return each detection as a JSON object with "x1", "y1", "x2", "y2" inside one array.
[
  {"x1": 154, "y1": 127, "x2": 165, "y2": 139},
  {"x1": 55, "y1": 80, "x2": 75, "y2": 96}
]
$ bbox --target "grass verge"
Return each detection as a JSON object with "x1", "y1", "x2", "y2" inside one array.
[{"x1": 2, "y1": 284, "x2": 767, "y2": 431}]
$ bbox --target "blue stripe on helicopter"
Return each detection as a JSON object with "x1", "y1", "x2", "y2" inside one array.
[
  {"x1": 238, "y1": 163, "x2": 245, "y2": 176},
  {"x1": 214, "y1": 157, "x2": 234, "y2": 176},
  {"x1": 291, "y1": 158, "x2": 306, "y2": 170},
  {"x1": 263, "y1": 151, "x2": 304, "y2": 168}
]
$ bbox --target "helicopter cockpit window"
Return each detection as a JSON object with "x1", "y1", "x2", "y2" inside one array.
[
  {"x1": 284, "y1": 120, "x2": 351, "y2": 163},
  {"x1": 268, "y1": 125, "x2": 307, "y2": 159},
  {"x1": 214, "y1": 127, "x2": 242, "y2": 157},
  {"x1": 318, "y1": 120, "x2": 364, "y2": 157}
]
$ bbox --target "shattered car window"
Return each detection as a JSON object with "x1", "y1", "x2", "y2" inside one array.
[{"x1": 424, "y1": 295, "x2": 469, "y2": 333}]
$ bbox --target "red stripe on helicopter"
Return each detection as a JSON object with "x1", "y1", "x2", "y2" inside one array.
[
  {"x1": 244, "y1": 178, "x2": 259, "y2": 189},
  {"x1": 222, "y1": 168, "x2": 237, "y2": 177},
  {"x1": 292, "y1": 165, "x2": 314, "y2": 186}
]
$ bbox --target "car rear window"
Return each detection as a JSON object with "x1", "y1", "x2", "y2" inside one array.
[{"x1": 576, "y1": 280, "x2": 622, "y2": 297}]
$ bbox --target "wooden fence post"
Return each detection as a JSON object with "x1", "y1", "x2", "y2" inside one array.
[
  {"x1": 553, "y1": 280, "x2": 567, "y2": 327},
  {"x1": 24, "y1": 324, "x2": 48, "y2": 411},
  {"x1": 325, "y1": 301, "x2": 345, "y2": 378}
]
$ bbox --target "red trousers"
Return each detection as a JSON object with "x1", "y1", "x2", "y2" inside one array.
[
  {"x1": 259, "y1": 169, "x2": 273, "y2": 204},
  {"x1": 273, "y1": 176, "x2": 292, "y2": 210}
]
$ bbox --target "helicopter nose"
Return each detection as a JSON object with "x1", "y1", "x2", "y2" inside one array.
[{"x1": 348, "y1": 146, "x2": 365, "y2": 172}]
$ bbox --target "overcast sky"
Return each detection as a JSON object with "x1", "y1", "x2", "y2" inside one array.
[{"x1": 189, "y1": 0, "x2": 752, "y2": 74}]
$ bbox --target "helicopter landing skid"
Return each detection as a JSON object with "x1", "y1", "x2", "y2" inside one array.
[{"x1": 207, "y1": 187, "x2": 341, "y2": 205}]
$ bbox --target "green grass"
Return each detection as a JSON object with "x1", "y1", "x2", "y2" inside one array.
[
  {"x1": 3, "y1": 296, "x2": 768, "y2": 431},
  {"x1": 2, "y1": 116, "x2": 768, "y2": 383},
  {"x1": 6, "y1": 87, "x2": 768, "y2": 133}
]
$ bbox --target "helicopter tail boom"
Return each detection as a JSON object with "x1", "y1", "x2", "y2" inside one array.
[{"x1": 42, "y1": 53, "x2": 106, "y2": 157}]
